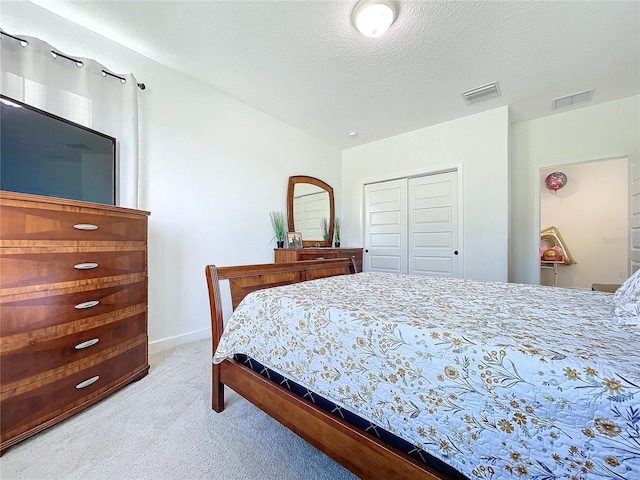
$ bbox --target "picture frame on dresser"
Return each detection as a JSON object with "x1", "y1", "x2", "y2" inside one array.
[
  {"x1": 286, "y1": 231, "x2": 303, "y2": 248},
  {"x1": 0, "y1": 190, "x2": 150, "y2": 455}
]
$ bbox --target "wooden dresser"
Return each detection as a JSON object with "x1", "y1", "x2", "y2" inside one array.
[
  {"x1": 0, "y1": 191, "x2": 150, "y2": 454},
  {"x1": 274, "y1": 247, "x2": 363, "y2": 273}
]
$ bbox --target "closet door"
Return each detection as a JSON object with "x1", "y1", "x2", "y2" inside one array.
[
  {"x1": 363, "y1": 179, "x2": 407, "y2": 273},
  {"x1": 408, "y1": 172, "x2": 460, "y2": 277}
]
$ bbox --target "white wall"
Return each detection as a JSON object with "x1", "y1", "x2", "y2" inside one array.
[
  {"x1": 342, "y1": 107, "x2": 510, "y2": 282},
  {"x1": 511, "y1": 96, "x2": 640, "y2": 285},
  {"x1": 540, "y1": 159, "x2": 628, "y2": 288},
  {"x1": 2, "y1": 2, "x2": 342, "y2": 352}
]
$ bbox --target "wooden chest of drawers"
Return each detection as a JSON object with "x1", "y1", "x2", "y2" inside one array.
[
  {"x1": 0, "y1": 191, "x2": 150, "y2": 454},
  {"x1": 274, "y1": 247, "x2": 363, "y2": 273}
]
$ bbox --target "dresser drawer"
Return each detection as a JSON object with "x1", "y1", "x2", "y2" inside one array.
[
  {"x1": 1, "y1": 279, "x2": 147, "y2": 340},
  {"x1": 1, "y1": 311, "x2": 147, "y2": 389},
  {"x1": 0, "y1": 341, "x2": 147, "y2": 444},
  {"x1": 297, "y1": 251, "x2": 339, "y2": 261},
  {"x1": 0, "y1": 203, "x2": 147, "y2": 245},
  {"x1": 0, "y1": 247, "x2": 146, "y2": 294}
]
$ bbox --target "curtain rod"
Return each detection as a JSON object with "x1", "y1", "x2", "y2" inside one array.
[{"x1": 1, "y1": 30, "x2": 146, "y2": 90}]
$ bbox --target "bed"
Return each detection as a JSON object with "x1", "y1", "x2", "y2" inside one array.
[{"x1": 205, "y1": 258, "x2": 639, "y2": 480}]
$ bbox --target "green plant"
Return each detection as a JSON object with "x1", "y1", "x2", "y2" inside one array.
[
  {"x1": 320, "y1": 217, "x2": 329, "y2": 242},
  {"x1": 269, "y1": 211, "x2": 285, "y2": 242},
  {"x1": 334, "y1": 217, "x2": 341, "y2": 243}
]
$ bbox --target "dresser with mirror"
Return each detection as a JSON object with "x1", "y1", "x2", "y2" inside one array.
[{"x1": 274, "y1": 175, "x2": 363, "y2": 272}]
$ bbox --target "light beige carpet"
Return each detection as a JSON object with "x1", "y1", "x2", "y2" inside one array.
[{"x1": 0, "y1": 339, "x2": 357, "y2": 480}]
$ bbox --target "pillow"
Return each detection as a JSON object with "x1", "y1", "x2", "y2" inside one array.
[
  {"x1": 613, "y1": 269, "x2": 640, "y2": 306},
  {"x1": 613, "y1": 269, "x2": 640, "y2": 323}
]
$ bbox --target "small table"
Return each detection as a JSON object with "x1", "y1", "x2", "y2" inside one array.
[{"x1": 541, "y1": 260, "x2": 563, "y2": 287}]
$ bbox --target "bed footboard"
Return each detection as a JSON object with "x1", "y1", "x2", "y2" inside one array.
[{"x1": 205, "y1": 258, "x2": 357, "y2": 411}]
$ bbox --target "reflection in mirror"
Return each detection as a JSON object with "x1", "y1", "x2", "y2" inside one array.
[
  {"x1": 293, "y1": 184, "x2": 330, "y2": 241},
  {"x1": 287, "y1": 176, "x2": 334, "y2": 247}
]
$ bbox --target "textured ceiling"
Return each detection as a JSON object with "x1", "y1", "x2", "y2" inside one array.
[{"x1": 28, "y1": 0, "x2": 640, "y2": 149}]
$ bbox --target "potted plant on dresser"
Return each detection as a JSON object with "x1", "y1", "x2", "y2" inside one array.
[
  {"x1": 270, "y1": 211, "x2": 286, "y2": 248},
  {"x1": 320, "y1": 217, "x2": 330, "y2": 243},
  {"x1": 334, "y1": 217, "x2": 341, "y2": 247}
]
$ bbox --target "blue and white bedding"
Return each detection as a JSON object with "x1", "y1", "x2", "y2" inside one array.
[{"x1": 213, "y1": 272, "x2": 639, "y2": 480}]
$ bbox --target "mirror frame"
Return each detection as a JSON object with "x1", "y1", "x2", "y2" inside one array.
[{"x1": 287, "y1": 175, "x2": 335, "y2": 247}]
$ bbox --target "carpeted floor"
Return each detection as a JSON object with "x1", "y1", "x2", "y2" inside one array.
[{"x1": 0, "y1": 339, "x2": 358, "y2": 480}]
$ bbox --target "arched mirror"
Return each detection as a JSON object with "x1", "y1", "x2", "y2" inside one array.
[{"x1": 287, "y1": 175, "x2": 334, "y2": 247}]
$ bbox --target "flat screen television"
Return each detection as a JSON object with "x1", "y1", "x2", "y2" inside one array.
[{"x1": 0, "y1": 94, "x2": 116, "y2": 205}]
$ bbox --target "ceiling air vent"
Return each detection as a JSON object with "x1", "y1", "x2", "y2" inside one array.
[
  {"x1": 552, "y1": 89, "x2": 594, "y2": 110},
  {"x1": 461, "y1": 81, "x2": 501, "y2": 105}
]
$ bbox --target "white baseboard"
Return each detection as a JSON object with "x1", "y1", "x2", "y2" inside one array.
[{"x1": 149, "y1": 328, "x2": 211, "y2": 354}]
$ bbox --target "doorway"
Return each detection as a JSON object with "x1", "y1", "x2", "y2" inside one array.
[
  {"x1": 539, "y1": 157, "x2": 628, "y2": 288},
  {"x1": 363, "y1": 170, "x2": 461, "y2": 276}
]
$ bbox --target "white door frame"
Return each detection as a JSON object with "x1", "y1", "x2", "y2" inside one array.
[
  {"x1": 629, "y1": 155, "x2": 640, "y2": 273},
  {"x1": 531, "y1": 155, "x2": 631, "y2": 285},
  {"x1": 361, "y1": 165, "x2": 464, "y2": 277}
]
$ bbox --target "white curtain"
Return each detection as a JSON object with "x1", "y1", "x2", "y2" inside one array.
[{"x1": 1, "y1": 30, "x2": 139, "y2": 208}]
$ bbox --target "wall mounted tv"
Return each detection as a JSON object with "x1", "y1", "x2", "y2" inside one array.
[{"x1": 1, "y1": 95, "x2": 116, "y2": 205}]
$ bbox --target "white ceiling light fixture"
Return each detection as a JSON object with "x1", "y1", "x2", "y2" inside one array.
[{"x1": 352, "y1": 0, "x2": 398, "y2": 38}]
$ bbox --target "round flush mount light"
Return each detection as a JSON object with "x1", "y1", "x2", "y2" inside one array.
[{"x1": 352, "y1": 0, "x2": 398, "y2": 38}]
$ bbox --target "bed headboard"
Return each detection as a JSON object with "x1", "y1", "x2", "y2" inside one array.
[{"x1": 205, "y1": 257, "x2": 357, "y2": 350}]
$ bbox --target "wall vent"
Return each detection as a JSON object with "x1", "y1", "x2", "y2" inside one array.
[
  {"x1": 552, "y1": 89, "x2": 594, "y2": 110},
  {"x1": 461, "y1": 81, "x2": 501, "y2": 105}
]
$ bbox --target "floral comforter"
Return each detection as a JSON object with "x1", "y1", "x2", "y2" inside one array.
[{"x1": 213, "y1": 272, "x2": 639, "y2": 480}]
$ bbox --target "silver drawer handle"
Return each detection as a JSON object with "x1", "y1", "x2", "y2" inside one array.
[
  {"x1": 73, "y1": 224, "x2": 98, "y2": 230},
  {"x1": 75, "y1": 300, "x2": 100, "y2": 309},
  {"x1": 75, "y1": 375, "x2": 100, "y2": 389},
  {"x1": 74, "y1": 262, "x2": 99, "y2": 270},
  {"x1": 75, "y1": 338, "x2": 100, "y2": 350}
]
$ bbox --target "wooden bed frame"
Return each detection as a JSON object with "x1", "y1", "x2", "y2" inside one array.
[{"x1": 205, "y1": 258, "x2": 454, "y2": 480}]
